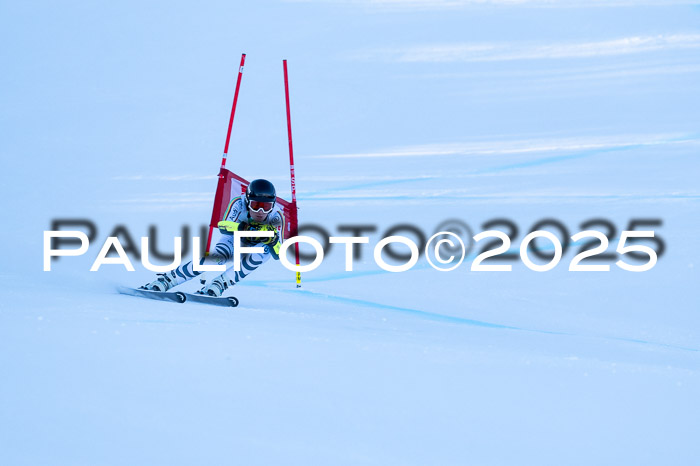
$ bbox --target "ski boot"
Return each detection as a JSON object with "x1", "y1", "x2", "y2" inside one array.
[
  {"x1": 140, "y1": 271, "x2": 180, "y2": 292},
  {"x1": 198, "y1": 274, "x2": 233, "y2": 297}
]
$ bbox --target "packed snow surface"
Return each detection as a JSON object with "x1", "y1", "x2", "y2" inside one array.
[{"x1": 2, "y1": 1, "x2": 699, "y2": 464}]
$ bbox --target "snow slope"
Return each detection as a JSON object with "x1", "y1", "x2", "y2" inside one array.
[{"x1": 2, "y1": 1, "x2": 700, "y2": 465}]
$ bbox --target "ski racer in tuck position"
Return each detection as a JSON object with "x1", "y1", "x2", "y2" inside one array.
[{"x1": 141, "y1": 179, "x2": 284, "y2": 296}]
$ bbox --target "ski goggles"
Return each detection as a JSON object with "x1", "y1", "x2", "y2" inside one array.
[{"x1": 249, "y1": 200, "x2": 275, "y2": 214}]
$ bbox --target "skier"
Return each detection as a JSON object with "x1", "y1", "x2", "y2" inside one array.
[{"x1": 141, "y1": 179, "x2": 284, "y2": 296}]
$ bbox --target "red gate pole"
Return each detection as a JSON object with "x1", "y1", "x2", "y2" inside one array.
[
  {"x1": 220, "y1": 53, "x2": 246, "y2": 169},
  {"x1": 283, "y1": 59, "x2": 302, "y2": 287},
  {"x1": 206, "y1": 53, "x2": 246, "y2": 254}
]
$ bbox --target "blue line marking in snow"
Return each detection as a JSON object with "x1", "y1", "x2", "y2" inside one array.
[
  {"x1": 269, "y1": 268, "x2": 395, "y2": 283},
  {"x1": 603, "y1": 336, "x2": 699, "y2": 353},
  {"x1": 303, "y1": 175, "x2": 437, "y2": 197},
  {"x1": 473, "y1": 132, "x2": 700, "y2": 176},
  {"x1": 246, "y1": 281, "x2": 519, "y2": 329},
  {"x1": 302, "y1": 134, "x2": 700, "y2": 200},
  {"x1": 241, "y1": 133, "x2": 700, "y2": 352},
  {"x1": 473, "y1": 145, "x2": 626, "y2": 175},
  {"x1": 243, "y1": 281, "x2": 700, "y2": 353},
  {"x1": 301, "y1": 194, "x2": 700, "y2": 202}
]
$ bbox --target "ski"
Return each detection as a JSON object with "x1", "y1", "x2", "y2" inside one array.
[
  {"x1": 180, "y1": 292, "x2": 240, "y2": 307},
  {"x1": 117, "y1": 286, "x2": 187, "y2": 304},
  {"x1": 117, "y1": 287, "x2": 239, "y2": 307}
]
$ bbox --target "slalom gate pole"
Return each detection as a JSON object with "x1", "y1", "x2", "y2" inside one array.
[
  {"x1": 283, "y1": 59, "x2": 302, "y2": 288},
  {"x1": 220, "y1": 53, "x2": 246, "y2": 169},
  {"x1": 206, "y1": 53, "x2": 246, "y2": 254}
]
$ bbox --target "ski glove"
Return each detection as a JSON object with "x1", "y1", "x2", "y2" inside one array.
[
  {"x1": 218, "y1": 221, "x2": 253, "y2": 235},
  {"x1": 255, "y1": 224, "x2": 279, "y2": 245},
  {"x1": 219, "y1": 221, "x2": 279, "y2": 247}
]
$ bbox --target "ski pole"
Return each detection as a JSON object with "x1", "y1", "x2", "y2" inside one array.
[{"x1": 283, "y1": 59, "x2": 301, "y2": 288}]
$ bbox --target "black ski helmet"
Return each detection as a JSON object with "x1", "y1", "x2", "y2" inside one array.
[{"x1": 245, "y1": 179, "x2": 276, "y2": 209}]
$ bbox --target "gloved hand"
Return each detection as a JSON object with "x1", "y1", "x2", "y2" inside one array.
[
  {"x1": 257, "y1": 224, "x2": 279, "y2": 245},
  {"x1": 218, "y1": 221, "x2": 252, "y2": 235},
  {"x1": 221, "y1": 221, "x2": 278, "y2": 245},
  {"x1": 261, "y1": 231, "x2": 279, "y2": 245}
]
